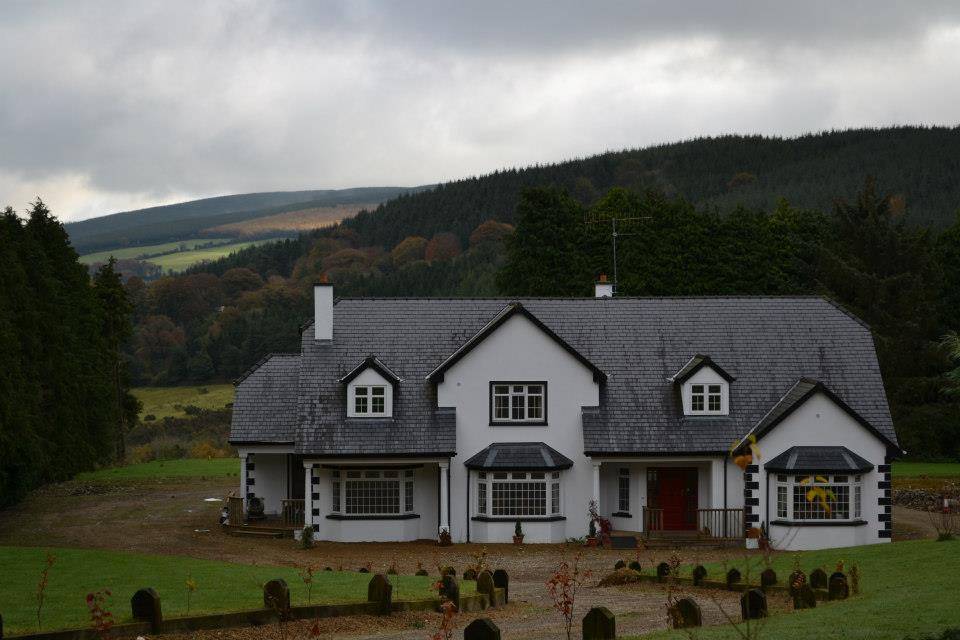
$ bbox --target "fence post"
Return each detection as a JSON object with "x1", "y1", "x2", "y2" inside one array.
[
  {"x1": 368, "y1": 574, "x2": 393, "y2": 615},
  {"x1": 582, "y1": 606, "x2": 616, "y2": 640},
  {"x1": 464, "y1": 617, "x2": 501, "y2": 640},
  {"x1": 130, "y1": 588, "x2": 162, "y2": 633},
  {"x1": 492, "y1": 569, "x2": 509, "y2": 604}
]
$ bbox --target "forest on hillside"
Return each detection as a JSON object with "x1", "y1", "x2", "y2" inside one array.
[{"x1": 108, "y1": 171, "x2": 960, "y2": 460}]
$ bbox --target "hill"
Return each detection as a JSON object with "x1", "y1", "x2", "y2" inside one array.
[
  {"x1": 340, "y1": 126, "x2": 960, "y2": 249},
  {"x1": 65, "y1": 187, "x2": 421, "y2": 254}
]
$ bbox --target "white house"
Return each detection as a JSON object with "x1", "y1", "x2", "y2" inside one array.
[{"x1": 228, "y1": 282, "x2": 901, "y2": 551}]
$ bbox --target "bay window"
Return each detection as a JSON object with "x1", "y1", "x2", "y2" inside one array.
[
  {"x1": 773, "y1": 474, "x2": 863, "y2": 522},
  {"x1": 475, "y1": 470, "x2": 562, "y2": 518}
]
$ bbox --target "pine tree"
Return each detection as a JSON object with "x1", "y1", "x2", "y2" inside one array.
[{"x1": 93, "y1": 257, "x2": 139, "y2": 460}]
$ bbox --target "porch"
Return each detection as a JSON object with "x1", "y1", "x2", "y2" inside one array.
[
  {"x1": 222, "y1": 495, "x2": 305, "y2": 538},
  {"x1": 592, "y1": 457, "x2": 745, "y2": 543}
]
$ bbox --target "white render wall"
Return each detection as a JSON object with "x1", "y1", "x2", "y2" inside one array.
[
  {"x1": 254, "y1": 454, "x2": 288, "y2": 515},
  {"x1": 754, "y1": 391, "x2": 889, "y2": 551},
  {"x1": 306, "y1": 463, "x2": 439, "y2": 542},
  {"x1": 437, "y1": 313, "x2": 600, "y2": 543}
]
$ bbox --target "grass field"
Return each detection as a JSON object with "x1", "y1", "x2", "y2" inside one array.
[
  {"x1": 74, "y1": 458, "x2": 237, "y2": 483},
  {"x1": 631, "y1": 539, "x2": 960, "y2": 640},
  {"x1": 133, "y1": 384, "x2": 234, "y2": 420},
  {"x1": 205, "y1": 203, "x2": 368, "y2": 237},
  {"x1": 893, "y1": 462, "x2": 960, "y2": 478},
  {"x1": 0, "y1": 546, "x2": 463, "y2": 634},
  {"x1": 148, "y1": 238, "x2": 282, "y2": 271},
  {"x1": 79, "y1": 239, "x2": 232, "y2": 264}
]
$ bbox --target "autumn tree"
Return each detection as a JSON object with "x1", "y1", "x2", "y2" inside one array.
[
  {"x1": 391, "y1": 235, "x2": 428, "y2": 265},
  {"x1": 425, "y1": 233, "x2": 462, "y2": 262}
]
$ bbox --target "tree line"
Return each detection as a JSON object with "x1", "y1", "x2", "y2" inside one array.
[
  {"x1": 499, "y1": 182, "x2": 960, "y2": 460},
  {"x1": 0, "y1": 201, "x2": 139, "y2": 506}
]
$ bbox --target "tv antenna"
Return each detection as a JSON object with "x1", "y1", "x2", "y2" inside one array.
[{"x1": 584, "y1": 209, "x2": 651, "y2": 295}]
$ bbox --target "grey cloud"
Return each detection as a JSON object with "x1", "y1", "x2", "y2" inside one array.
[{"x1": 1, "y1": 1, "x2": 959, "y2": 220}]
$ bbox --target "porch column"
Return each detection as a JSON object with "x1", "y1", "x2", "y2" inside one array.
[
  {"x1": 710, "y1": 458, "x2": 726, "y2": 537},
  {"x1": 303, "y1": 462, "x2": 314, "y2": 530},
  {"x1": 239, "y1": 452, "x2": 248, "y2": 510},
  {"x1": 591, "y1": 461, "x2": 601, "y2": 511},
  {"x1": 438, "y1": 461, "x2": 450, "y2": 534}
]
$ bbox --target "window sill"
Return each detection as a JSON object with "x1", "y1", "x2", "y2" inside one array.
[
  {"x1": 326, "y1": 513, "x2": 420, "y2": 521},
  {"x1": 611, "y1": 511, "x2": 633, "y2": 518},
  {"x1": 770, "y1": 519, "x2": 867, "y2": 527},
  {"x1": 471, "y1": 515, "x2": 566, "y2": 523},
  {"x1": 489, "y1": 421, "x2": 548, "y2": 427}
]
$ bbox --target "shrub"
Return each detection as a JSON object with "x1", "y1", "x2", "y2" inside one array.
[
  {"x1": 190, "y1": 441, "x2": 224, "y2": 459},
  {"x1": 183, "y1": 404, "x2": 202, "y2": 416},
  {"x1": 301, "y1": 526, "x2": 314, "y2": 549},
  {"x1": 130, "y1": 444, "x2": 155, "y2": 463},
  {"x1": 143, "y1": 414, "x2": 156, "y2": 422}
]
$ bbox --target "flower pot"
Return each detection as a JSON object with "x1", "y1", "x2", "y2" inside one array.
[
  {"x1": 512, "y1": 535, "x2": 524, "y2": 545},
  {"x1": 746, "y1": 538, "x2": 759, "y2": 550},
  {"x1": 586, "y1": 536, "x2": 598, "y2": 547}
]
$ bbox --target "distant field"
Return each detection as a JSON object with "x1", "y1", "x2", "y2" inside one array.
[
  {"x1": 893, "y1": 462, "x2": 960, "y2": 478},
  {"x1": 0, "y1": 546, "x2": 455, "y2": 633},
  {"x1": 133, "y1": 384, "x2": 234, "y2": 420},
  {"x1": 79, "y1": 238, "x2": 232, "y2": 264},
  {"x1": 74, "y1": 458, "x2": 236, "y2": 483},
  {"x1": 148, "y1": 238, "x2": 282, "y2": 271},
  {"x1": 205, "y1": 202, "x2": 371, "y2": 237}
]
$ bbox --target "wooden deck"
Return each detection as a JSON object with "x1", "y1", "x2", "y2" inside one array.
[{"x1": 221, "y1": 497, "x2": 304, "y2": 539}]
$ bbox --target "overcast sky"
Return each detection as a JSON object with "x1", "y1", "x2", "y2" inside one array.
[{"x1": 3, "y1": 1, "x2": 960, "y2": 221}]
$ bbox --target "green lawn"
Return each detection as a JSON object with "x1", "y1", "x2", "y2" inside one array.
[
  {"x1": 893, "y1": 462, "x2": 960, "y2": 478},
  {"x1": 1, "y1": 547, "x2": 460, "y2": 634},
  {"x1": 79, "y1": 239, "x2": 232, "y2": 264},
  {"x1": 74, "y1": 458, "x2": 237, "y2": 483},
  {"x1": 630, "y1": 539, "x2": 960, "y2": 640},
  {"x1": 133, "y1": 384, "x2": 235, "y2": 420}
]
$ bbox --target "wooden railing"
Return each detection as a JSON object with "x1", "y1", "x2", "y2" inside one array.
[
  {"x1": 642, "y1": 507, "x2": 664, "y2": 536},
  {"x1": 281, "y1": 499, "x2": 305, "y2": 526},
  {"x1": 696, "y1": 508, "x2": 744, "y2": 539},
  {"x1": 642, "y1": 507, "x2": 744, "y2": 539}
]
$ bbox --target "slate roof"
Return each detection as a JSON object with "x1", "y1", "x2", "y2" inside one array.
[
  {"x1": 765, "y1": 446, "x2": 874, "y2": 473},
  {"x1": 230, "y1": 353, "x2": 300, "y2": 444},
  {"x1": 464, "y1": 442, "x2": 574, "y2": 470},
  {"x1": 230, "y1": 296, "x2": 898, "y2": 457}
]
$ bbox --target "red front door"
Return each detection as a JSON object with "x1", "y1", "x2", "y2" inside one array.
[{"x1": 657, "y1": 468, "x2": 698, "y2": 530}]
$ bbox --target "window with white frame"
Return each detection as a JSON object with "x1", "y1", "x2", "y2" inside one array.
[
  {"x1": 475, "y1": 470, "x2": 562, "y2": 517},
  {"x1": 491, "y1": 383, "x2": 546, "y2": 424},
  {"x1": 617, "y1": 468, "x2": 630, "y2": 513},
  {"x1": 353, "y1": 385, "x2": 388, "y2": 416},
  {"x1": 689, "y1": 383, "x2": 724, "y2": 414},
  {"x1": 330, "y1": 469, "x2": 415, "y2": 516},
  {"x1": 773, "y1": 473, "x2": 863, "y2": 522}
]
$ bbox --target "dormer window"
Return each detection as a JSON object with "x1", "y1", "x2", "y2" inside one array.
[
  {"x1": 340, "y1": 356, "x2": 399, "y2": 418},
  {"x1": 354, "y1": 386, "x2": 386, "y2": 415},
  {"x1": 691, "y1": 384, "x2": 722, "y2": 413},
  {"x1": 671, "y1": 354, "x2": 734, "y2": 417}
]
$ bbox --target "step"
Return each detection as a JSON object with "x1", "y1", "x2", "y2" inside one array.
[{"x1": 225, "y1": 527, "x2": 286, "y2": 539}]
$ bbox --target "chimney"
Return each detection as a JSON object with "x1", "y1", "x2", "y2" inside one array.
[
  {"x1": 594, "y1": 274, "x2": 614, "y2": 298},
  {"x1": 314, "y1": 280, "x2": 333, "y2": 340}
]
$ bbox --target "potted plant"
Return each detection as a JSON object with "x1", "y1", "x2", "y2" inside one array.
[
  {"x1": 513, "y1": 520, "x2": 524, "y2": 544},
  {"x1": 586, "y1": 518, "x2": 598, "y2": 547},
  {"x1": 437, "y1": 527, "x2": 452, "y2": 547},
  {"x1": 746, "y1": 526, "x2": 761, "y2": 549}
]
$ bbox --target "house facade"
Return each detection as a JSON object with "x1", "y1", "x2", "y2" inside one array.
[{"x1": 228, "y1": 283, "x2": 901, "y2": 550}]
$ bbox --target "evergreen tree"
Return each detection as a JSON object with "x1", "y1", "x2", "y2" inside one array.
[
  {"x1": 496, "y1": 187, "x2": 591, "y2": 296},
  {"x1": 93, "y1": 257, "x2": 140, "y2": 460}
]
